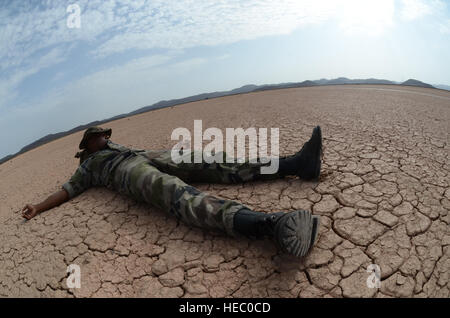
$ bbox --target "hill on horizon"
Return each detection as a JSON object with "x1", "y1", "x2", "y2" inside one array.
[
  {"x1": 0, "y1": 77, "x2": 439, "y2": 165},
  {"x1": 401, "y1": 79, "x2": 434, "y2": 88}
]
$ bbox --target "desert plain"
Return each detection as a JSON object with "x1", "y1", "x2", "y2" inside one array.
[{"x1": 0, "y1": 84, "x2": 449, "y2": 297}]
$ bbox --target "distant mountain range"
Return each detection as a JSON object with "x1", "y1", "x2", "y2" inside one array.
[
  {"x1": 0, "y1": 77, "x2": 444, "y2": 165},
  {"x1": 434, "y1": 84, "x2": 450, "y2": 91}
]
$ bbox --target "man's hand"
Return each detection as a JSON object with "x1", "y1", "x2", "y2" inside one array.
[
  {"x1": 22, "y1": 204, "x2": 39, "y2": 220},
  {"x1": 20, "y1": 189, "x2": 69, "y2": 221}
]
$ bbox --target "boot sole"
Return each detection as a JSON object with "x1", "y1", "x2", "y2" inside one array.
[
  {"x1": 309, "y1": 216, "x2": 320, "y2": 251},
  {"x1": 274, "y1": 210, "x2": 318, "y2": 257}
]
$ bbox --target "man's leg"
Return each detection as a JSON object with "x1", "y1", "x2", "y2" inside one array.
[
  {"x1": 113, "y1": 157, "x2": 320, "y2": 257},
  {"x1": 114, "y1": 156, "x2": 246, "y2": 236},
  {"x1": 143, "y1": 149, "x2": 285, "y2": 184},
  {"x1": 141, "y1": 125, "x2": 323, "y2": 183}
]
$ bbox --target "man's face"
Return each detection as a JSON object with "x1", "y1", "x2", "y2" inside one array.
[{"x1": 86, "y1": 133, "x2": 109, "y2": 153}]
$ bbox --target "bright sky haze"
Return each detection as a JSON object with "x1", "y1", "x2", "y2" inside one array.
[{"x1": 1, "y1": 0, "x2": 449, "y2": 159}]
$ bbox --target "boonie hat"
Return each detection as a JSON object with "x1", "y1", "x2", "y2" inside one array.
[{"x1": 78, "y1": 126, "x2": 112, "y2": 150}]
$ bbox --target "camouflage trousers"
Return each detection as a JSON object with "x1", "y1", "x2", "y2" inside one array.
[{"x1": 112, "y1": 150, "x2": 285, "y2": 236}]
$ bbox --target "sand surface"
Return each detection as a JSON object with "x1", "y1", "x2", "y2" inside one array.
[{"x1": 0, "y1": 85, "x2": 449, "y2": 297}]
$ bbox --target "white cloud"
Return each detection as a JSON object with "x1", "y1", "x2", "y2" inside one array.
[
  {"x1": 336, "y1": 0, "x2": 395, "y2": 36},
  {"x1": 0, "y1": 47, "x2": 67, "y2": 108},
  {"x1": 3, "y1": 0, "x2": 447, "y2": 74},
  {"x1": 0, "y1": 0, "x2": 126, "y2": 71},
  {"x1": 400, "y1": 0, "x2": 432, "y2": 20},
  {"x1": 400, "y1": 0, "x2": 445, "y2": 20},
  {"x1": 399, "y1": 0, "x2": 450, "y2": 35},
  {"x1": 440, "y1": 20, "x2": 450, "y2": 34},
  {"x1": 5, "y1": 53, "x2": 204, "y2": 119},
  {"x1": 2, "y1": 0, "x2": 448, "y2": 71},
  {"x1": 1, "y1": 0, "x2": 341, "y2": 110},
  {"x1": 217, "y1": 54, "x2": 231, "y2": 61},
  {"x1": 91, "y1": 0, "x2": 338, "y2": 58}
]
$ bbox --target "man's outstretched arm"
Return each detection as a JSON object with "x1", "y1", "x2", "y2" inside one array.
[{"x1": 22, "y1": 189, "x2": 70, "y2": 220}]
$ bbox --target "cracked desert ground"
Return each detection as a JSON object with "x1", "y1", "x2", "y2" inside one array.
[{"x1": 0, "y1": 85, "x2": 449, "y2": 298}]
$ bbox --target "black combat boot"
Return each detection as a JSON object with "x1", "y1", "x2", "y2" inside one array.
[
  {"x1": 233, "y1": 208, "x2": 320, "y2": 257},
  {"x1": 278, "y1": 126, "x2": 322, "y2": 180}
]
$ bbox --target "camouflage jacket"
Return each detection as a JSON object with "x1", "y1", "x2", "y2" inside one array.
[{"x1": 63, "y1": 140, "x2": 147, "y2": 199}]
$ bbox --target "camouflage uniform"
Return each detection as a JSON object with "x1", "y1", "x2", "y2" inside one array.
[{"x1": 63, "y1": 140, "x2": 283, "y2": 236}]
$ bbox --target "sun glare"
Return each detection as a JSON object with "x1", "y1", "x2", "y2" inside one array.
[
  {"x1": 296, "y1": 0, "x2": 396, "y2": 36},
  {"x1": 337, "y1": 0, "x2": 395, "y2": 35}
]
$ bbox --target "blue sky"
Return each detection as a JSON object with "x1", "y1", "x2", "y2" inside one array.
[{"x1": 1, "y1": 0, "x2": 450, "y2": 159}]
